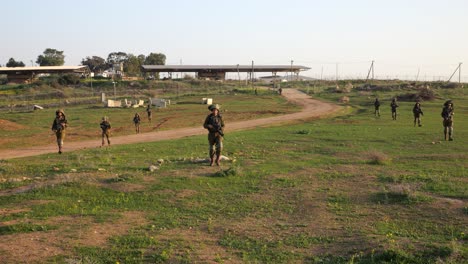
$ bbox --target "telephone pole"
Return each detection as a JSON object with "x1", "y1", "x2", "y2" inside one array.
[
  {"x1": 447, "y1": 62, "x2": 462, "y2": 83},
  {"x1": 365, "y1": 60, "x2": 374, "y2": 82}
]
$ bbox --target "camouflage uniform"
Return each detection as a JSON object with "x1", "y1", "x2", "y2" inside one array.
[
  {"x1": 412, "y1": 102, "x2": 423, "y2": 127},
  {"x1": 133, "y1": 113, "x2": 141, "y2": 134},
  {"x1": 51, "y1": 109, "x2": 68, "y2": 154},
  {"x1": 146, "y1": 105, "x2": 152, "y2": 122},
  {"x1": 203, "y1": 104, "x2": 225, "y2": 166},
  {"x1": 100, "y1": 116, "x2": 111, "y2": 146},
  {"x1": 441, "y1": 100, "x2": 454, "y2": 141},
  {"x1": 374, "y1": 98, "x2": 380, "y2": 117},
  {"x1": 390, "y1": 99, "x2": 399, "y2": 120}
]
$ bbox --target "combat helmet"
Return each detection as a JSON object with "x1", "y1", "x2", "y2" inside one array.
[
  {"x1": 444, "y1": 100, "x2": 453, "y2": 107},
  {"x1": 208, "y1": 104, "x2": 220, "y2": 111},
  {"x1": 55, "y1": 109, "x2": 65, "y2": 115}
]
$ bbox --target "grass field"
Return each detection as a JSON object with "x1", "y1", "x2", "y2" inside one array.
[{"x1": 0, "y1": 82, "x2": 467, "y2": 263}]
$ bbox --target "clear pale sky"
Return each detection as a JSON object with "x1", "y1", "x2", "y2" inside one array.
[{"x1": 1, "y1": 0, "x2": 467, "y2": 80}]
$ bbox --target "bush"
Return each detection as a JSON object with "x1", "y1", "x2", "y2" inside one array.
[
  {"x1": 367, "y1": 151, "x2": 391, "y2": 165},
  {"x1": 397, "y1": 87, "x2": 436, "y2": 102},
  {"x1": 58, "y1": 74, "x2": 80, "y2": 85}
]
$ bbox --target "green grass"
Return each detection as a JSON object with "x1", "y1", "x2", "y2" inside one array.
[{"x1": 0, "y1": 83, "x2": 467, "y2": 263}]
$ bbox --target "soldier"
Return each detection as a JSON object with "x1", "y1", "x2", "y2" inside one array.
[
  {"x1": 441, "y1": 100, "x2": 454, "y2": 141},
  {"x1": 100, "y1": 116, "x2": 111, "y2": 146},
  {"x1": 133, "y1": 113, "x2": 141, "y2": 134},
  {"x1": 146, "y1": 104, "x2": 152, "y2": 122},
  {"x1": 51, "y1": 109, "x2": 68, "y2": 154},
  {"x1": 390, "y1": 98, "x2": 399, "y2": 120},
  {"x1": 278, "y1": 87, "x2": 283, "y2": 95},
  {"x1": 412, "y1": 102, "x2": 423, "y2": 127},
  {"x1": 374, "y1": 98, "x2": 381, "y2": 117},
  {"x1": 203, "y1": 104, "x2": 225, "y2": 166}
]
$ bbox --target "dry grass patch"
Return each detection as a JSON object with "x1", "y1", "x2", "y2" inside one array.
[
  {"x1": 0, "y1": 211, "x2": 148, "y2": 263},
  {"x1": 156, "y1": 227, "x2": 242, "y2": 263}
]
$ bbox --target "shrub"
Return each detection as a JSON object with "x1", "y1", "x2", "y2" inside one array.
[
  {"x1": 58, "y1": 74, "x2": 80, "y2": 85},
  {"x1": 367, "y1": 151, "x2": 391, "y2": 165}
]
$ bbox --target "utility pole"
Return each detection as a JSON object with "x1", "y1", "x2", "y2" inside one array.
[
  {"x1": 447, "y1": 62, "x2": 462, "y2": 83},
  {"x1": 335, "y1": 62, "x2": 339, "y2": 82},
  {"x1": 459, "y1": 63, "x2": 462, "y2": 83},
  {"x1": 365, "y1": 60, "x2": 374, "y2": 82},
  {"x1": 237, "y1": 64, "x2": 240, "y2": 85},
  {"x1": 320, "y1": 66, "x2": 323, "y2": 81},
  {"x1": 416, "y1": 67, "x2": 420, "y2": 82},
  {"x1": 251, "y1": 60, "x2": 254, "y2": 84},
  {"x1": 290, "y1": 60, "x2": 293, "y2": 81}
]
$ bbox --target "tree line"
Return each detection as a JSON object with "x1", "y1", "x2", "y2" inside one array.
[{"x1": 3, "y1": 48, "x2": 166, "y2": 76}]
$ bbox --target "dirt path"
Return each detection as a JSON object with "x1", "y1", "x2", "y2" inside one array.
[{"x1": 0, "y1": 89, "x2": 340, "y2": 160}]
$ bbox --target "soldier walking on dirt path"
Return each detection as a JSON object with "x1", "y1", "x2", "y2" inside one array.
[
  {"x1": 146, "y1": 104, "x2": 152, "y2": 123},
  {"x1": 390, "y1": 98, "x2": 399, "y2": 120},
  {"x1": 374, "y1": 98, "x2": 380, "y2": 117},
  {"x1": 441, "y1": 100, "x2": 454, "y2": 141},
  {"x1": 133, "y1": 113, "x2": 141, "y2": 134},
  {"x1": 51, "y1": 109, "x2": 68, "y2": 154},
  {"x1": 100, "y1": 116, "x2": 111, "y2": 146},
  {"x1": 203, "y1": 104, "x2": 225, "y2": 166},
  {"x1": 412, "y1": 102, "x2": 423, "y2": 127}
]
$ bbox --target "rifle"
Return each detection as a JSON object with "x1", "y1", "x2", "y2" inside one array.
[{"x1": 213, "y1": 123, "x2": 224, "y2": 137}]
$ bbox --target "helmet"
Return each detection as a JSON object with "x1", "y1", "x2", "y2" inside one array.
[
  {"x1": 102, "y1": 116, "x2": 108, "y2": 121},
  {"x1": 208, "y1": 104, "x2": 220, "y2": 111},
  {"x1": 56, "y1": 109, "x2": 64, "y2": 115}
]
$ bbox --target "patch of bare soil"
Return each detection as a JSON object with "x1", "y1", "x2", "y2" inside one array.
[
  {"x1": 0, "y1": 211, "x2": 147, "y2": 263},
  {"x1": 155, "y1": 228, "x2": 242, "y2": 263},
  {"x1": 0, "y1": 119, "x2": 26, "y2": 131}
]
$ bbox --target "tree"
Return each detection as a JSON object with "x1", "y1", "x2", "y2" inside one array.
[
  {"x1": 36, "y1": 48, "x2": 65, "y2": 66},
  {"x1": 6, "y1": 58, "x2": 25, "y2": 67},
  {"x1": 81, "y1": 56, "x2": 107, "y2": 72},
  {"x1": 125, "y1": 54, "x2": 142, "y2": 76},
  {"x1": 144, "y1": 52, "x2": 166, "y2": 65},
  {"x1": 106, "y1": 52, "x2": 128, "y2": 65}
]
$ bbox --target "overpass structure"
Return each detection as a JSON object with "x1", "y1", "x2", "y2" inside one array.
[
  {"x1": 141, "y1": 65, "x2": 310, "y2": 80},
  {"x1": 0, "y1": 66, "x2": 90, "y2": 83}
]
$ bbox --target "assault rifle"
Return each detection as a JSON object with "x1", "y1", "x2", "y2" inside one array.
[{"x1": 213, "y1": 124, "x2": 224, "y2": 137}]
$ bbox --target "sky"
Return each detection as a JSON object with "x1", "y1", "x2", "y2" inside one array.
[{"x1": 1, "y1": 0, "x2": 467, "y2": 81}]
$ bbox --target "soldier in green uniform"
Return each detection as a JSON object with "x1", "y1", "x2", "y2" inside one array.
[
  {"x1": 390, "y1": 98, "x2": 399, "y2": 120},
  {"x1": 51, "y1": 109, "x2": 68, "y2": 154},
  {"x1": 203, "y1": 104, "x2": 225, "y2": 166},
  {"x1": 441, "y1": 100, "x2": 454, "y2": 141},
  {"x1": 100, "y1": 116, "x2": 111, "y2": 146},
  {"x1": 133, "y1": 113, "x2": 141, "y2": 134},
  {"x1": 146, "y1": 104, "x2": 152, "y2": 122},
  {"x1": 412, "y1": 102, "x2": 423, "y2": 127},
  {"x1": 374, "y1": 98, "x2": 381, "y2": 117}
]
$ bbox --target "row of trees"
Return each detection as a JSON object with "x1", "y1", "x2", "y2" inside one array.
[
  {"x1": 4, "y1": 49, "x2": 166, "y2": 76},
  {"x1": 4, "y1": 49, "x2": 67, "y2": 68},
  {"x1": 81, "y1": 52, "x2": 166, "y2": 76}
]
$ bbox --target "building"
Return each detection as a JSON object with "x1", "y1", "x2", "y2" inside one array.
[
  {"x1": 141, "y1": 65, "x2": 310, "y2": 80},
  {"x1": 0, "y1": 66, "x2": 90, "y2": 83}
]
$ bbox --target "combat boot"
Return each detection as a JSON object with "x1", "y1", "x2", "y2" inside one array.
[
  {"x1": 209, "y1": 155, "x2": 215, "y2": 166},
  {"x1": 215, "y1": 155, "x2": 221, "y2": 166}
]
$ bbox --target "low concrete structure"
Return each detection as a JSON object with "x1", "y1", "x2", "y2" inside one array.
[
  {"x1": 151, "y1": 98, "x2": 170, "y2": 108},
  {"x1": 202, "y1": 98, "x2": 213, "y2": 105},
  {"x1": 106, "y1": 99, "x2": 122, "y2": 108}
]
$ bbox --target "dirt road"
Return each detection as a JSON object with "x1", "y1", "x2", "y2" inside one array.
[{"x1": 0, "y1": 89, "x2": 340, "y2": 160}]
